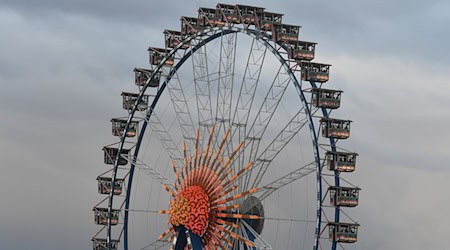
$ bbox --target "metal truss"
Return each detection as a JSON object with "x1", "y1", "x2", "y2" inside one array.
[
  {"x1": 250, "y1": 107, "x2": 308, "y2": 189},
  {"x1": 239, "y1": 65, "x2": 293, "y2": 191},
  {"x1": 245, "y1": 65, "x2": 292, "y2": 162},
  {"x1": 242, "y1": 162, "x2": 316, "y2": 214},
  {"x1": 215, "y1": 32, "x2": 237, "y2": 124},
  {"x1": 231, "y1": 36, "x2": 268, "y2": 176},
  {"x1": 232, "y1": 38, "x2": 267, "y2": 129},
  {"x1": 165, "y1": 70, "x2": 196, "y2": 153},
  {"x1": 191, "y1": 38, "x2": 214, "y2": 145},
  {"x1": 258, "y1": 162, "x2": 315, "y2": 201},
  {"x1": 133, "y1": 157, "x2": 176, "y2": 194},
  {"x1": 146, "y1": 113, "x2": 184, "y2": 167},
  {"x1": 214, "y1": 32, "x2": 238, "y2": 156}
]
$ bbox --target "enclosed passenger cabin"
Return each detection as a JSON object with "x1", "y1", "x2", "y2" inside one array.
[
  {"x1": 236, "y1": 4, "x2": 264, "y2": 26},
  {"x1": 181, "y1": 16, "x2": 200, "y2": 36},
  {"x1": 329, "y1": 186, "x2": 361, "y2": 207},
  {"x1": 134, "y1": 68, "x2": 161, "y2": 88},
  {"x1": 258, "y1": 11, "x2": 283, "y2": 31},
  {"x1": 273, "y1": 24, "x2": 300, "y2": 42},
  {"x1": 311, "y1": 88, "x2": 342, "y2": 109},
  {"x1": 198, "y1": 7, "x2": 224, "y2": 27},
  {"x1": 328, "y1": 222, "x2": 359, "y2": 243},
  {"x1": 287, "y1": 40, "x2": 316, "y2": 61},
  {"x1": 300, "y1": 62, "x2": 331, "y2": 83},
  {"x1": 320, "y1": 118, "x2": 351, "y2": 139},
  {"x1": 148, "y1": 47, "x2": 174, "y2": 67},
  {"x1": 164, "y1": 30, "x2": 190, "y2": 49},
  {"x1": 121, "y1": 92, "x2": 150, "y2": 112},
  {"x1": 103, "y1": 146, "x2": 130, "y2": 166},
  {"x1": 216, "y1": 3, "x2": 240, "y2": 24},
  {"x1": 111, "y1": 118, "x2": 138, "y2": 137},
  {"x1": 326, "y1": 151, "x2": 357, "y2": 172},
  {"x1": 92, "y1": 238, "x2": 119, "y2": 250},
  {"x1": 93, "y1": 207, "x2": 120, "y2": 225},
  {"x1": 97, "y1": 177, "x2": 124, "y2": 195}
]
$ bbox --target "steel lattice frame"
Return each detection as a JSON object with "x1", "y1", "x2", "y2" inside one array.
[{"x1": 93, "y1": 6, "x2": 360, "y2": 250}]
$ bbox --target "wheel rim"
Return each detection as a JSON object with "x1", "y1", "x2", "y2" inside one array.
[{"x1": 123, "y1": 26, "x2": 321, "y2": 250}]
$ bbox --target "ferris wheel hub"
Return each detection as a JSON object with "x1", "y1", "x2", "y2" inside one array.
[{"x1": 169, "y1": 185, "x2": 210, "y2": 236}]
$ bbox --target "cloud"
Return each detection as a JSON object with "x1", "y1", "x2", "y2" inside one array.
[
  {"x1": 0, "y1": 0, "x2": 449, "y2": 249},
  {"x1": 328, "y1": 54, "x2": 450, "y2": 171},
  {"x1": 352, "y1": 158, "x2": 450, "y2": 250}
]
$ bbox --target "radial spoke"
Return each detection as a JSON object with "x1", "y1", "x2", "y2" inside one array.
[
  {"x1": 165, "y1": 69, "x2": 197, "y2": 152},
  {"x1": 263, "y1": 217, "x2": 315, "y2": 223},
  {"x1": 214, "y1": 32, "x2": 238, "y2": 155},
  {"x1": 215, "y1": 32, "x2": 237, "y2": 124},
  {"x1": 258, "y1": 162, "x2": 315, "y2": 201},
  {"x1": 240, "y1": 220, "x2": 272, "y2": 249},
  {"x1": 146, "y1": 113, "x2": 184, "y2": 167},
  {"x1": 231, "y1": 37, "x2": 267, "y2": 130},
  {"x1": 241, "y1": 162, "x2": 316, "y2": 214},
  {"x1": 231, "y1": 36, "x2": 268, "y2": 184},
  {"x1": 249, "y1": 107, "x2": 309, "y2": 189},
  {"x1": 133, "y1": 157, "x2": 176, "y2": 194},
  {"x1": 245, "y1": 64, "x2": 292, "y2": 164},
  {"x1": 192, "y1": 38, "x2": 214, "y2": 144},
  {"x1": 235, "y1": 67, "x2": 295, "y2": 191}
]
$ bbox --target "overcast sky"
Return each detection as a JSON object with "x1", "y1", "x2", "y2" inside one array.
[{"x1": 1, "y1": 0, "x2": 449, "y2": 249}]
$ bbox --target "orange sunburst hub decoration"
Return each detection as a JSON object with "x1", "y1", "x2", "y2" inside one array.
[
  {"x1": 168, "y1": 194, "x2": 189, "y2": 226},
  {"x1": 157, "y1": 126, "x2": 260, "y2": 249},
  {"x1": 169, "y1": 185, "x2": 210, "y2": 236}
]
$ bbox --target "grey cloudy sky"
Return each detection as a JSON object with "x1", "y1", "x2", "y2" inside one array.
[{"x1": 1, "y1": 0, "x2": 449, "y2": 249}]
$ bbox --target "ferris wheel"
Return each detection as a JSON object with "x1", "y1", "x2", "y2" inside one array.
[{"x1": 92, "y1": 3, "x2": 360, "y2": 250}]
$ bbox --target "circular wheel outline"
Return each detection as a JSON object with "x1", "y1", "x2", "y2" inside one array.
[{"x1": 106, "y1": 26, "x2": 341, "y2": 250}]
